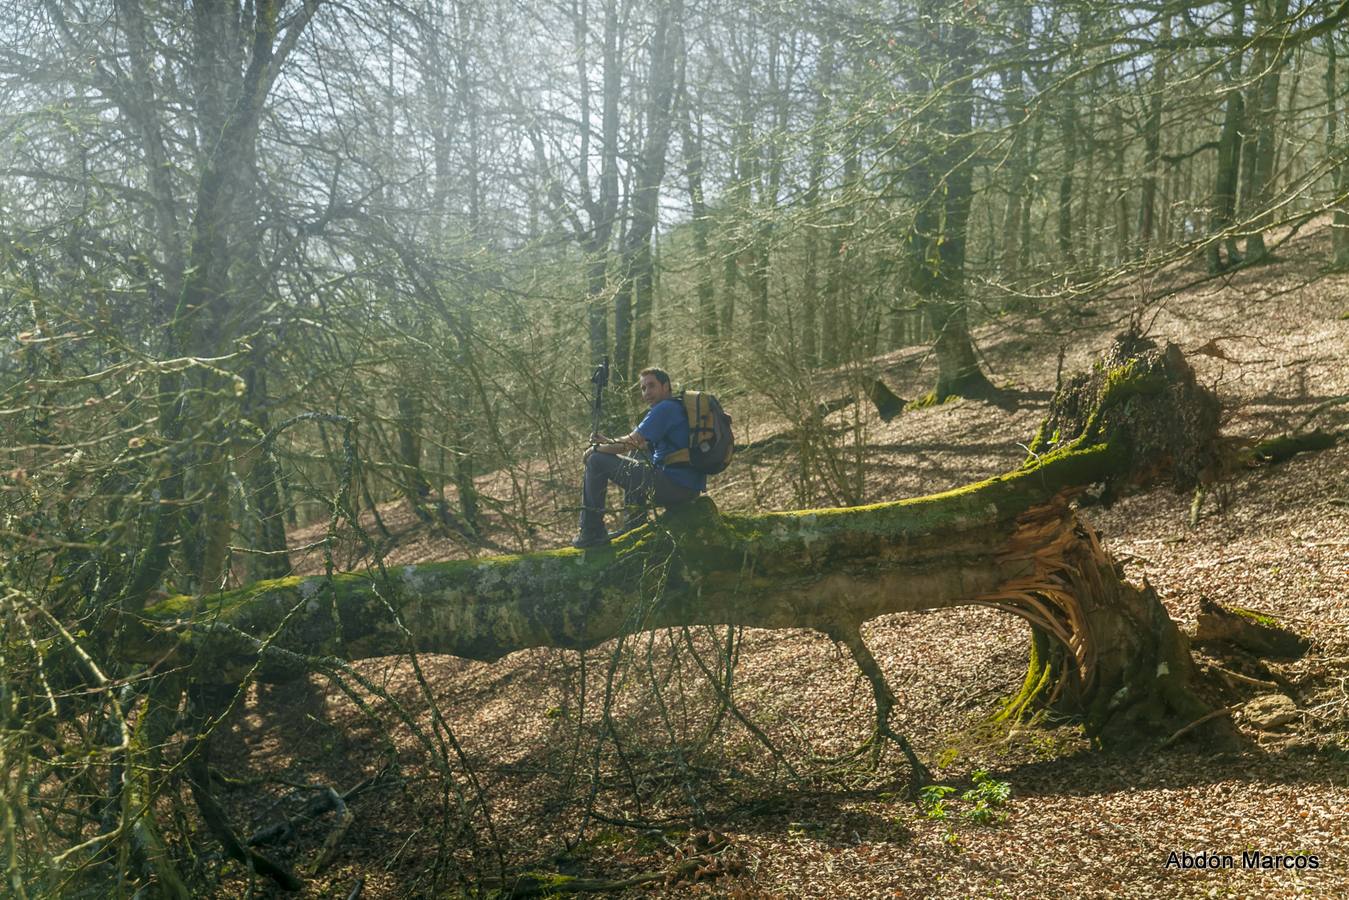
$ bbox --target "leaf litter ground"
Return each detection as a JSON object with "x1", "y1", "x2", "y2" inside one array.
[{"x1": 222, "y1": 230, "x2": 1348, "y2": 898}]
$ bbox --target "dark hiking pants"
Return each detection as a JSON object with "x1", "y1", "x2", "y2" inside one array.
[{"x1": 579, "y1": 453, "x2": 696, "y2": 535}]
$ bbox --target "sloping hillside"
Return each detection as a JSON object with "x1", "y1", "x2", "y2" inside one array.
[{"x1": 235, "y1": 230, "x2": 1348, "y2": 898}]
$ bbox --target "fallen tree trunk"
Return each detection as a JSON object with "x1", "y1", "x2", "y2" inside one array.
[
  {"x1": 131, "y1": 442, "x2": 1120, "y2": 666},
  {"x1": 125, "y1": 332, "x2": 1229, "y2": 747}
]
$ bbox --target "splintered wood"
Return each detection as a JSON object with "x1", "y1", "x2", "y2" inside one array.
[{"x1": 971, "y1": 492, "x2": 1110, "y2": 700}]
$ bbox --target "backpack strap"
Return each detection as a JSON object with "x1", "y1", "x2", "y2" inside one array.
[{"x1": 663, "y1": 394, "x2": 692, "y2": 466}]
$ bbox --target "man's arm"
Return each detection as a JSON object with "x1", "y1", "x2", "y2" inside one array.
[
  {"x1": 588, "y1": 430, "x2": 649, "y2": 456},
  {"x1": 586, "y1": 400, "x2": 671, "y2": 458}
]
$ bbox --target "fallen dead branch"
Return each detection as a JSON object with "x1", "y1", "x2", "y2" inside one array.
[{"x1": 1159, "y1": 705, "x2": 1240, "y2": 749}]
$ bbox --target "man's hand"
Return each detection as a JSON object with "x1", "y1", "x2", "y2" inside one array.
[
  {"x1": 585, "y1": 431, "x2": 645, "y2": 460},
  {"x1": 585, "y1": 433, "x2": 612, "y2": 464}
]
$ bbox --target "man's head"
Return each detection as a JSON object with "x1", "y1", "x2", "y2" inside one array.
[{"x1": 637, "y1": 367, "x2": 673, "y2": 406}]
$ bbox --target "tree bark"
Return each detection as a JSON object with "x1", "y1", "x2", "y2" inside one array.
[
  {"x1": 539, "y1": 0, "x2": 621, "y2": 369},
  {"x1": 618, "y1": 0, "x2": 683, "y2": 378},
  {"x1": 1136, "y1": 15, "x2": 1170, "y2": 254},
  {"x1": 146, "y1": 0, "x2": 313, "y2": 596},
  {"x1": 821, "y1": 125, "x2": 859, "y2": 368},
  {"x1": 901, "y1": 15, "x2": 997, "y2": 404},
  {"x1": 1327, "y1": 32, "x2": 1349, "y2": 266},
  {"x1": 801, "y1": 40, "x2": 835, "y2": 367},
  {"x1": 1058, "y1": 56, "x2": 1079, "y2": 269},
  {"x1": 395, "y1": 390, "x2": 436, "y2": 522},
  {"x1": 1111, "y1": 84, "x2": 1130, "y2": 263},
  {"x1": 999, "y1": 0, "x2": 1034, "y2": 283},
  {"x1": 1244, "y1": 0, "x2": 1293, "y2": 262},
  {"x1": 1208, "y1": 1, "x2": 1248, "y2": 274},
  {"x1": 679, "y1": 86, "x2": 718, "y2": 375},
  {"x1": 240, "y1": 345, "x2": 292, "y2": 580},
  {"x1": 743, "y1": 29, "x2": 774, "y2": 360}
]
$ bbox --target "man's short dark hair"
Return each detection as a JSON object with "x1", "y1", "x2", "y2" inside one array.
[{"x1": 638, "y1": 367, "x2": 670, "y2": 388}]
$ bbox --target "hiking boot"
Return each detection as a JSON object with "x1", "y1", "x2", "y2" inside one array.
[{"x1": 571, "y1": 529, "x2": 611, "y2": 550}]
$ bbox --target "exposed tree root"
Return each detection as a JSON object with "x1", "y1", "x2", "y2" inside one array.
[
  {"x1": 865, "y1": 379, "x2": 906, "y2": 421},
  {"x1": 1030, "y1": 328, "x2": 1220, "y2": 493},
  {"x1": 1159, "y1": 705, "x2": 1240, "y2": 749},
  {"x1": 908, "y1": 371, "x2": 1007, "y2": 411}
]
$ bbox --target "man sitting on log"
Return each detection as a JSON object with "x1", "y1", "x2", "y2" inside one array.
[{"x1": 574, "y1": 367, "x2": 704, "y2": 548}]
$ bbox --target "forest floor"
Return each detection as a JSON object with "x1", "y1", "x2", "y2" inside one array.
[{"x1": 218, "y1": 228, "x2": 1349, "y2": 898}]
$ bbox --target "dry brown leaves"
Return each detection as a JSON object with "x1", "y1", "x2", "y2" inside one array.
[{"x1": 220, "y1": 229, "x2": 1348, "y2": 898}]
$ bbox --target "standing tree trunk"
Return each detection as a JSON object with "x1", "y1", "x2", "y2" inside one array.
[
  {"x1": 616, "y1": 0, "x2": 682, "y2": 379},
  {"x1": 1328, "y1": 32, "x2": 1349, "y2": 266},
  {"x1": 395, "y1": 390, "x2": 436, "y2": 522},
  {"x1": 679, "y1": 87, "x2": 719, "y2": 376},
  {"x1": 741, "y1": 27, "x2": 780, "y2": 361},
  {"x1": 801, "y1": 40, "x2": 835, "y2": 367},
  {"x1": 1274, "y1": 46, "x2": 1304, "y2": 203},
  {"x1": 904, "y1": 14, "x2": 998, "y2": 405},
  {"x1": 1244, "y1": 0, "x2": 1293, "y2": 262},
  {"x1": 591, "y1": 0, "x2": 622, "y2": 368},
  {"x1": 448, "y1": 0, "x2": 485, "y2": 534},
  {"x1": 240, "y1": 343, "x2": 291, "y2": 580},
  {"x1": 821, "y1": 128, "x2": 859, "y2": 368},
  {"x1": 1110, "y1": 75, "x2": 1131, "y2": 264},
  {"x1": 1020, "y1": 110, "x2": 1044, "y2": 273},
  {"x1": 745, "y1": 37, "x2": 772, "y2": 362},
  {"x1": 1209, "y1": 1, "x2": 1248, "y2": 273},
  {"x1": 1136, "y1": 15, "x2": 1170, "y2": 254},
  {"x1": 535, "y1": 0, "x2": 621, "y2": 369},
  {"x1": 1058, "y1": 42, "x2": 1080, "y2": 270},
  {"x1": 1081, "y1": 55, "x2": 1101, "y2": 273},
  {"x1": 999, "y1": 1, "x2": 1034, "y2": 283},
  {"x1": 161, "y1": 0, "x2": 315, "y2": 594},
  {"x1": 719, "y1": 211, "x2": 739, "y2": 343}
]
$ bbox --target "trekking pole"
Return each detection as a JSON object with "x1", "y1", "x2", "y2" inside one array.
[{"x1": 590, "y1": 356, "x2": 609, "y2": 448}]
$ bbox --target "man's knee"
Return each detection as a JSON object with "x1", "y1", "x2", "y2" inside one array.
[{"x1": 585, "y1": 452, "x2": 623, "y2": 480}]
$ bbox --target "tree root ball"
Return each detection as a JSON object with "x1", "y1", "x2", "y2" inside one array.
[{"x1": 1030, "y1": 328, "x2": 1221, "y2": 493}]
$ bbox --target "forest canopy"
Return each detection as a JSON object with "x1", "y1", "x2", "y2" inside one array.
[{"x1": 2, "y1": 0, "x2": 1347, "y2": 896}]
